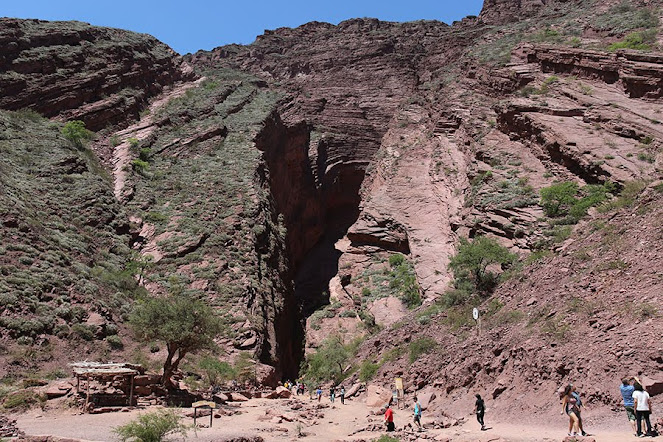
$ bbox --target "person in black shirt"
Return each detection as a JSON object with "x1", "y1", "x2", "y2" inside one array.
[{"x1": 475, "y1": 394, "x2": 486, "y2": 430}]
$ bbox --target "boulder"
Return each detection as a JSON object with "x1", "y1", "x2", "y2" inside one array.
[
  {"x1": 641, "y1": 375, "x2": 663, "y2": 396},
  {"x1": 133, "y1": 374, "x2": 160, "y2": 386},
  {"x1": 255, "y1": 363, "x2": 278, "y2": 388},
  {"x1": 229, "y1": 392, "x2": 249, "y2": 402},
  {"x1": 263, "y1": 390, "x2": 280, "y2": 399},
  {"x1": 45, "y1": 383, "x2": 72, "y2": 399},
  {"x1": 276, "y1": 386, "x2": 291, "y2": 398},
  {"x1": 213, "y1": 392, "x2": 229, "y2": 403},
  {"x1": 365, "y1": 384, "x2": 392, "y2": 408},
  {"x1": 562, "y1": 437, "x2": 596, "y2": 442},
  {"x1": 134, "y1": 385, "x2": 152, "y2": 396},
  {"x1": 417, "y1": 389, "x2": 436, "y2": 410},
  {"x1": 345, "y1": 382, "x2": 362, "y2": 398}
]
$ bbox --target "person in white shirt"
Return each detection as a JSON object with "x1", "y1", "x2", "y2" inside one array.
[{"x1": 632, "y1": 382, "x2": 653, "y2": 437}]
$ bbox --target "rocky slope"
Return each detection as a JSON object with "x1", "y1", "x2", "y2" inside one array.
[{"x1": 0, "y1": 0, "x2": 661, "y2": 419}]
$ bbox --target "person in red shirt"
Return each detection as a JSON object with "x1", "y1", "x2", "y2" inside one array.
[{"x1": 384, "y1": 399, "x2": 395, "y2": 432}]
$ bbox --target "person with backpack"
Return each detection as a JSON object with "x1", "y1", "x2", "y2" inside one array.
[
  {"x1": 633, "y1": 382, "x2": 653, "y2": 437},
  {"x1": 413, "y1": 396, "x2": 422, "y2": 431}
]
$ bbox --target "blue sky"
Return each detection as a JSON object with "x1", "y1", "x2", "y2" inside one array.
[{"x1": 2, "y1": 1, "x2": 484, "y2": 54}]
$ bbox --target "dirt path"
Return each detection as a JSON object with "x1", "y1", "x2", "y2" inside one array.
[{"x1": 13, "y1": 395, "x2": 646, "y2": 442}]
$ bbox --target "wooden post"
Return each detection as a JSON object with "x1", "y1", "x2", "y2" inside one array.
[
  {"x1": 193, "y1": 407, "x2": 197, "y2": 427},
  {"x1": 129, "y1": 374, "x2": 134, "y2": 407},
  {"x1": 210, "y1": 406, "x2": 213, "y2": 428},
  {"x1": 84, "y1": 374, "x2": 91, "y2": 412}
]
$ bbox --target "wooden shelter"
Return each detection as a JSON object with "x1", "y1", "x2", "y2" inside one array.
[{"x1": 70, "y1": 362, "x2": 141, "y2": 412}]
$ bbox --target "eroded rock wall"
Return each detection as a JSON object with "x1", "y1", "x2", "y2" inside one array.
[{"x1": 0, "y1": 18, "x2": 192, "y2": 130}]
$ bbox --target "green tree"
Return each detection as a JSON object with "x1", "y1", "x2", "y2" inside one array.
[
  {"x1": 114, "y1": 409, "x2": 187, "y2": 442},
  {"x1": 129, "y1": 292, "x2": 222, "y2": 387},
  {"x1": 302, "y1": 335, "x2": 350, "y2": 384},
  {"x1": 61, "y1": 120, "x2": 93, "y2": 148},
  {"x1": 448, "y1": 236, "x2": 517, "y2": 295},
  {"x1": 540, "y1": 182, "x2": 579, "y2": 217}
]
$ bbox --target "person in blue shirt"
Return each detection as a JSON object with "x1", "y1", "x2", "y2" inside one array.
[
  {"x1": 413, "y1": 396, "x2": 422, "y2": 432},
  {"x1": 620, "y1": 377, "x2": 638, "y2": 435}
]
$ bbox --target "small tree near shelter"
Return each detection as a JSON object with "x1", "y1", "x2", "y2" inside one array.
[{"x1": 129, "y1": 292, "x2": 222, "y2": 387}]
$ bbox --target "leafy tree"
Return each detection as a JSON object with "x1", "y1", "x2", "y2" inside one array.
[
  {"x1": 448, "y1": 236, "x2": 517, "y2": 296},
  {"x1": 302, "y1": 335, "x2": 350, "y2": 384},
  {"x1": 61, "y1": 120, "x2": 93, "y2": 148},
  {"x1": 114, "y1": 409, "x2": 187, "y2": 442},
  {"x1": 129, "y1": 292, "x2": 222, "y2": 387},
  {"x1": 540, "y1": 181, "x2": 579, "y2": 217}
]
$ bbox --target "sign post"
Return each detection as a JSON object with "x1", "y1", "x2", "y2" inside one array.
[
  {"x1": 394, "y1": 378, "x2": 404, "y2": 409},
  {"x1": 473, "y1": 307, "x2": 481, "y2": 335}
]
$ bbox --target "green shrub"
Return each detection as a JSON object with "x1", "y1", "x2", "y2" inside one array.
[
  {"x1": 302, "y1": 335, "x2": 350, "y2": 384},
  {"x1": 139, "y1": 148, "x2": 152, "y2": 162},
  {"x1": 448, "y1": 236, "x2": 517, "y2": 296},
  {"x1": 609, "y1": 30, "x2": 658, "y2": 51},
  {"x1": 388, "y1": 253, "x2": 405, "y2": 267},
  {"x1": 199, "y1": 356, "x2": 236, "y2": 387},
  {"x1": 540, "y1": 182, "x2": 579, "y2": 217},
  {"x1": 594, "y1": 3, "x2": 659, "y2": 34},
  {"x1": 131, "y1": 159, "x2": 149, "y2": 174},
  {"x1": 128, "y1": 137, "x2": 140, "y2": 148},
  {"x1": 106, "y1": 335, "x2": 123, "y2": 349},
  {"x1": 114, "y1": 409, "x2": 187, "y2": 442},
  {"x1": 359, "y1": 360, "x2": 379, "y2": 382},
  {"x1": 2, "y1": 389, "x2": 46, "y2": 410},
  {"x1": 408, "y1": 337, "x2": 437, "y2": 363},
  {"x1": 61, "y1": 120, "x2": 93, "y2": 148},
  {"x1": 374, "y1": 436, "x2": 400, "y2": 442},
  {"x1": 71, "y1": 323, "x2": 96, "y2": 341}
]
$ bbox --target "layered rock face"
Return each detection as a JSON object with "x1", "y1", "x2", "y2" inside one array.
[{"x1": 0, "y1": 18, "x2": 192, "y2": 130}]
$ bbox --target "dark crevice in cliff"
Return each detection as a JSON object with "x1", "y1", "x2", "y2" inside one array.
[{"x1": 254, "y1": 112, "x2": 365, "y2": 377}]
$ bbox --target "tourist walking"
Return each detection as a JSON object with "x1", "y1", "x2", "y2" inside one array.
[
  {"x1": 561, "y1": 385, "x2": 580, "y2": 436},
  {"x1": 330, "y1": 385, "x2": 336, "y2": 403},
  {"x1": 384, "y1": 399, "x2": 395, "y2": 432},
  {"x1": 633, "y1": 382, "x2": 653, "y2": 437},
  {"x1": 340, "y1": 385, "x2": 345, "y2": 404},
  {"x1": 475, "y1": 394, "x2": 486, "y2": 430},
  {"x1": 316, "y1": 386, "x2": 322, "y2": 402},
  {"x1": 413, "y1": 396, "x2": 422, "y2": 431},
  {"x1": 571, "y1": 385, "x2": 588, "y2": 436}
]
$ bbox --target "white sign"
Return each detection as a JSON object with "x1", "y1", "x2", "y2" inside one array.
[{"x1": 472, "y1": 308, "x2": 479, "y2": 320}]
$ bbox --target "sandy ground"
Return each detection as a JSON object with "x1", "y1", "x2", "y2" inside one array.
[{"x1": 12, "y1": 395, "x2": 648, "y2": 442}]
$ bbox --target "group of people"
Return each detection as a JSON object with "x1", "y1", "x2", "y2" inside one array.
[
  {"x1": 560, "y1": 377, "x2": 656, "y2": 438},
  {"x1": 312, "y1": 385, "x2": 346, "y2": 404},
  {"x1": 384, "y1": 396, "x2": 424, "y2": 432},
  {"x1": 621, "y1": 377, "x2": 655, "y2": 437}
]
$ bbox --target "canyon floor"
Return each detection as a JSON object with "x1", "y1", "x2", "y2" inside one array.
[{"x1": 12, "y1": 395, "x2": 645, "y2": 442}]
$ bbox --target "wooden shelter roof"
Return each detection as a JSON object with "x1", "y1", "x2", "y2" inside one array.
[{"x1": 70, "y1": 362, "x2": 140, "y2": 376}]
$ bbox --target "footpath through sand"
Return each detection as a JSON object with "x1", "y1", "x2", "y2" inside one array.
[{"x1": 12, "y1": 393, "x2": 647, "y2": 442}]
